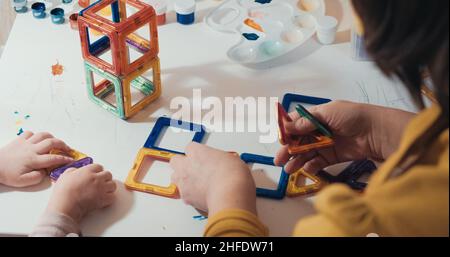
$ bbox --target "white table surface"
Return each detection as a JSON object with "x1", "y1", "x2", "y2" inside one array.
[{"x1": 0, "y1": 0, "x2": 418, "y2": 236}]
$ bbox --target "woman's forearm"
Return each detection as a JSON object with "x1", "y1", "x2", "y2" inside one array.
[{"x1": 368, "y1": 105, "x2": 416, "y2": 160}]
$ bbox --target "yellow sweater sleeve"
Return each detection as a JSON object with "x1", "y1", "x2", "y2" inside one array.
[
  {"x1": 204, "y1": 106, "x2": 448, "y2": 237},
  {"x1": 204, "y1": 209, "x2": 269, "y2": 237}
]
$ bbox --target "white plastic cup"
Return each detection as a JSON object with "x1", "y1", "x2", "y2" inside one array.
[
  {"x1": 143, "y1": 0, "x2": 168, "y2": 25},
  {"x1": 315, "y1": 16, "x2": 338, "y2": 45}
]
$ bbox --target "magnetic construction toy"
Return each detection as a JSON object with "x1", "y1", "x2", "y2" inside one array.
[
  {"x1": 277, "y1": 94, "x2": 334, "y2": 155},
  {"x1": 50, "y1": 157, "x2": 94, "y2": 181},
  {"x1": 78, "y1": 0, "x2": 161, "y2": 119},
  {"x1": 281, "y1": 93, "x2": 331, "y2": 111},
  {"x1": 125, "y1": 148, "x2": 179, "y2": 198},
  {"x1": 277, "y1": 102, "x2": 333, "y2": 154},
  {"x1": 125, "y1": 117, "x2": 206, "y2": 198},
  {"x1": 286, "y1": 168, "x2": 323, "y2": 197},
  {"x1": 317, "y1": 159, "x2": 377, "y2": 191},
  {"x1": 279, "y1": 93, "x2": 333, "y2": 197},
  {"x1": 46, "y1": 149, "x2": 92, "y2": 181},
  {"x1": 144, "y1": 117, "x2": 206, "y2": 155},
  {"x1": 240, "y1": 153, "x2": 289, "y2": 200}
]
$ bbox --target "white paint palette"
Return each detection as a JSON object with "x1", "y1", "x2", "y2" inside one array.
[{"x1": 205, "y1": 0, "x2": 326, "y2": 64}]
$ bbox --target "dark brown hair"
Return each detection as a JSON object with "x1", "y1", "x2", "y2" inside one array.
[{"x1": 352, "y1": 0, "x2": 449, "y2": 122}]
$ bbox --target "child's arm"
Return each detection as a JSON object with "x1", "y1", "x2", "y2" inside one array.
[
  {"x1": 0, "y1": 131, "x2": 73, "y2": 187},
  {"x1": 30, "y1": 164, "x2": 116, "y2": 237}
]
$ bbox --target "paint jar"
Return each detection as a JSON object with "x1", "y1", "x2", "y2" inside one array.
[
  {"x1": 174, "y1": 0, "x2": 196, "y2": 25},
  {"x1": 62, "y1": 0, "x2": 72, "y2": 4},
  {"x1": 351, "y1": 13, "x2": 371, "y2": 61},
  {"x1": 69, "y1": 13, "x2": 79, "y2": 30},
  {"x1": 12, "y1": 0, "x2": 27, "y2": 13},
  {"x1": 31, "y1": 2, "x2": 46, "y2": 19},
  {"x1": 50, "y1": 8, "x2": 65, "y2": 24},
  {"x1": 154, "y1": 0, "x2": 168, "y2": 26},
  {"x1": 315, "y1": 15, "x2": 338, "y2": 45},
  {"x1": 144, "y1": 0, "x2": 167, "y2": 25}
]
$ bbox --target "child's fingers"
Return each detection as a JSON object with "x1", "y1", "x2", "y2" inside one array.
[
  {"x1": 274, "y1": 145, "x2": 291, "y2": 167},
  {"x1": 19, "y1": 131, "x2": 34, "y2": 140},
  {"x1": 63, "y1": 168, "x2": 77, "y2": 174},
  {"x1": 104, "y1": 181, "x2": 117, "y2": 193},
  {"x1": 83, "y1": 164, "x2": 104, "y2": 173},
  {"x1": 102, "y1": 193, "x2": 116, "y2": 208},
  {"x1": 17, "y1": 170, "x2": 46, "y2": 187},
  {"x1": 97, "y1": 171, "x2": 113, "y2": 181},
  {"x1": 28, "y1": 132, "x2": 54, "y2": 144},
  {"x1": 34, "y1": 138, "x2": 71, "y2": 154},
  {"x1": 32, "y1": 154, "x2": 73, "y2": 169}
]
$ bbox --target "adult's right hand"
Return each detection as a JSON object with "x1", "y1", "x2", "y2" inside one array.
[{"x1": 275, "y1": 101, "x2": 415, "y2": 174}]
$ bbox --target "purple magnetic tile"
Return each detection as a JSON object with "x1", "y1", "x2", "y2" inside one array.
[
  {"x1": 50, "y1": 157, "x2": 93, "y2": 181},
  {"x1": 125, "y1": 38, "x2": 149, "y2": 53}
]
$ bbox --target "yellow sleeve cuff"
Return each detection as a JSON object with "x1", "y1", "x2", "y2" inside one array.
[{"x1": 204, "y1": 209, "x2": 269, "y2": 237}]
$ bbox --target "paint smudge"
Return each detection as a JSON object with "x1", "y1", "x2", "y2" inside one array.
[
  {"x1": 244, "y1": 18, "x2": 264, "y2": 32},
  {"x1": 249, "y1": 11, "x2": 267, "y2": 19},
  {"x1": 13, "y1": 111, "x2": 31, "y2": 136},
  {"x1": 193, "y1": 215, "x2": 207, "y2": 221},
  {"x1": 242, "y1": 33, "x2": 259, "y2": 41},
  {"x1": 51, "y1": 61, "x2": 64, "y2": 76},
  {"x1": 255, "y1": 0, "x2": 272, "y2": 4}
]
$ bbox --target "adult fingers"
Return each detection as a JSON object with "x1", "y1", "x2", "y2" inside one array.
[
  {"x1": 285, "y1": 106, "x2": 327, "y2": 135},
  {"x1": 185, "y1": 142, "x2": 223, "y2": 160},
  {"x1": 303, "y1": 155, "x2": 331, "y2": 174},
  {"x1": 170, "y1": 155, "x2": 188, "y2": 185},
  {"x1": 284, "y1": 151, "x2": 317, "y2": 174},
  {"x1": 285, "y1": 118, "x2": 318, "y2": 135},
  {"x1": 274, "y1": 145, "x2": 291, "y2": 167}
]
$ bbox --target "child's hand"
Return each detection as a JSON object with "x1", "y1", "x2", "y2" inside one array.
[
  {"x1": 275, "y1": 101, "x2": 415, "y2": 174},
  {"x1": 45, "y1": 164, "x2": 116, "y2": 223},
  {"x1": 170, "y1": 143, "x2": 257, "y2": 217},
  {"x1": 0, "y1": 131, "x2": 74, "y2": 187}
]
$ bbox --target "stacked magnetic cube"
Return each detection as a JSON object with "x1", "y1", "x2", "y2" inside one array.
[{"x1": 78, "y1": 0, "x2": 161, "y2": 119}]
